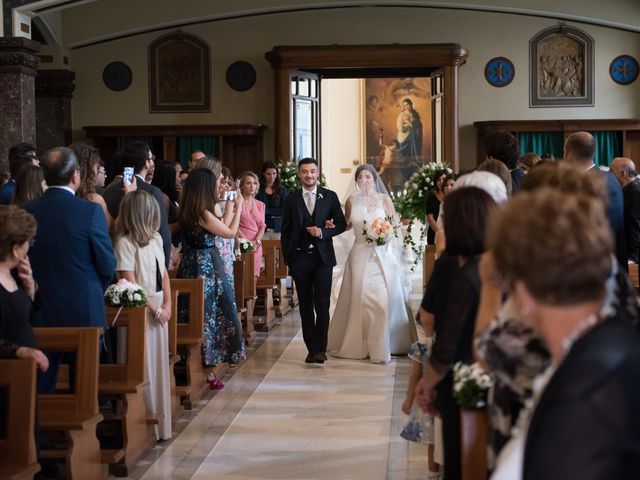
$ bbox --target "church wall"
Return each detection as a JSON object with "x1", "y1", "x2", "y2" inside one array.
[{"x1": 67, "y1": 6, "x2": 640, "y2": 171}]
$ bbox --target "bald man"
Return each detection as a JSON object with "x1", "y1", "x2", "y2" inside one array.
[
  {"x1": 611, "y1": 157, "x2": 640, "y2": 263},
  {"x1": 564, "y1": 132, "x2": 626, "y2": 269}
]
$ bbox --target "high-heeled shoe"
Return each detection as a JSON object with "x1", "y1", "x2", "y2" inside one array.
[{"x1": 208, "y1": 375, "x2": 224, "y2": 391}]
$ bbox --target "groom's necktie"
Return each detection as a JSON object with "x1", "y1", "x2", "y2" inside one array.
[{"x1": 305, "y1": 191, "x2": 314, "y2": 214}]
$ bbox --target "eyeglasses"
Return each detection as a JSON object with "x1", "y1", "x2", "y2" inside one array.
[{"x1": 98, "y1": 169, "x2": 106, "y2": 176}]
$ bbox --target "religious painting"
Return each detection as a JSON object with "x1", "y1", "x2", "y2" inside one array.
[
  {"x1": 530, "y1": 25, "x2": 594, "y2": 107},
  {"x1": 363, "y1": 77, "x2": 432, "y2": 194},
  {"x1": 148, "y1": 31, "x2": 211, "y2": 112}
]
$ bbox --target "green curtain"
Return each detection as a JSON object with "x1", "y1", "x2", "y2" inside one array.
[
  {"x1": 177, "y1": 136, "x2": 220, "y2": 169},
  {"x1": 593, "y1": 131, "x2": 622, "y2": 167},
  {"x1": 518, "y1": 132, "x2": 564, "y2": 158}
]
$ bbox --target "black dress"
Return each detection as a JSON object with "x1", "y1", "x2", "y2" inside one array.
[
  {"x1": 426, "y1": 256, "x2": 481, "y2": 480},
  {"x1": 425, "y1": 193, "x2": 441, "y2": 245},
  {"x1": 256, "y1": 185, "x2": 288, "y2": 232}
]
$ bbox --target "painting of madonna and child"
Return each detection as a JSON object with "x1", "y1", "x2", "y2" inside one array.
[{"x1": 365, "y1": 77, "x2": 433, "y2": 195}]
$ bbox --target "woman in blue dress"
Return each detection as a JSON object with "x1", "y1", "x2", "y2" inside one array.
[{"x1": 177, "y1": 168, "x2": 246, "y2": 388}]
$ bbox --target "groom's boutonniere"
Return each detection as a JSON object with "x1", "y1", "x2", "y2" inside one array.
[{"x1": 317, "y1": 192, "x2": 323, "y2": 200}]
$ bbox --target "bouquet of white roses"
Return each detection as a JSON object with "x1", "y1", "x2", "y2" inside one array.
[
  {"x1": 104, "y1": 279, "x2": 147, "y2": 308},
  {"x1": 452, "y1": 362, "x2": 493, "y2": 409},
  {"x1": 238, "y1": 237, "x2": 254, "y2": 253},
  {"x1": 362, "y1": 216, "x2": 399, "y2": 246}
]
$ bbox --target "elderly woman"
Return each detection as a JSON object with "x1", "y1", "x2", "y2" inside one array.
[
  {"x1": 237, "y1": 171, "x2": 266, "y2": 278},
  {"x1": 487, "y1": 189, "x2": 640, "y2": 480},
  {"x1": 416, "y1": 186, "x2": 498, "y2": 480}
]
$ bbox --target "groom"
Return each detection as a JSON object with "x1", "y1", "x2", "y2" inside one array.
[{"x1": 282, "y1": 158, "x2": 346, "y2": 364}]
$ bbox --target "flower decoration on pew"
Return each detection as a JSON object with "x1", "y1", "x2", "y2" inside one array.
[
  {"x1": 238, "y1": 238, "x2": 255, "y2": 253},
  {"x1": 362, "y1": 216, "x2": 399, "y2": 246},
  {"x1": 105, "y1": 279, "x2": 147, "y2": 308},
  {"x1": 452, "y1": 362, "x2": 493, "y2": 409}
]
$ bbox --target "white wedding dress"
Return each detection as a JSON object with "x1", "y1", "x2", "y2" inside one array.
[{"x1": 327, "y1": 193, "x2": 413, "y2": 363}]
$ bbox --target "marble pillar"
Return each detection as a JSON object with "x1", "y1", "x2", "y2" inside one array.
[
  {"x1": 0, "y1": 37, "x2": 40, "y2": 168},
  {"x1": 36, "y1": 70, "x2": 75, "y2": 152}
]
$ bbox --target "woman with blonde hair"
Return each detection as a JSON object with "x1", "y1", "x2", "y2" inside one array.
[
  {"x1": 113, "y1": 189, "x2": 172, "y2": 441},
  {"x1": 237, "y1": 171, "x2": 266, "y2": 278}
]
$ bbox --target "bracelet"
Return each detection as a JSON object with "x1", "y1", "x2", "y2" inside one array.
[{"x1": 155, "y1": 307, "x2": 163, "y2": 318}]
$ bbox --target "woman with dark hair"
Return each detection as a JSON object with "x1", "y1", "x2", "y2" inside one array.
[
  {"x1": 70, "y1": 142, "x2": 113, "y2": 229},
  {"x1": 151, "y1": 160, "x2": 180, "y2": 230},
  {"x1": 425, "y1": 169, "x2": 449, "y2": 245},
  {"x1": 416, "y1": 186, "x2": 498, "y2": 480},
  {"x1": 256, "y1": 160, "x2": 288, "y2": 236},
  {"x1": 178, "y1": 169, "x2": 246, "y2": 385},
  {"x1": 13, "y1": 165, "x2": 45, "y2": 205}
]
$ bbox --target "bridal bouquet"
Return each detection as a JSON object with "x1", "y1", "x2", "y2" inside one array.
[
  {"x1": 238, "y1": 238, "x2": 254, "y2": 253},
  {"x1": 452, "y1": 362, "x2": 493, "y2": 409},
  {"x1": 104, "y1": 279, "x2": 147, "y2": 308},
  {"x1": 362, "y1": 216, "x2": 398, "y2": 246}
]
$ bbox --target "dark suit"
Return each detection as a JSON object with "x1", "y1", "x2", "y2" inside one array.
[
  {"x1": 23, "y1": 187, "x2": 116, "y2": 392},
  {"x1": 603, "y1": 170, "x2": 627, "y2": 270},
  {"x1": 281, "y1": 186, "x2": 346, "y2": 355},
  {"x1": 524, "y1": 320, "x2": 640, "y2": 480},
  {"x1": 102, "y1": 174, "x2": 171, "y2": 267},
  {"x1": 622, "y1": 181, "x2": 640, "y2": 263}
]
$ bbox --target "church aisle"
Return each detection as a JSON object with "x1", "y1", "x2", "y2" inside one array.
[{"x1": 132, "y1": 310, "x2": 427, "y2": 480}]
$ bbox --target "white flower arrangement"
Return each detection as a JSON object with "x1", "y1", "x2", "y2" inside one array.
[
  {"x1": 238, "y1": 238, "x2": 254, "y2": 253},
  {"x1": 362, "y1": 216, "x2": 399, "y2": 246},
  {"x1": 104, "y1": 279, "x2": 147, "y2": 308},
  {"x1": 452, "y1": 362, "x2": 493, "y2": 409}
]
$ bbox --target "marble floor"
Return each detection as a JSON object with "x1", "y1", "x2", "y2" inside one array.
[{"x1": 124, "y1": 309, "x2": 429, "y2": 480}]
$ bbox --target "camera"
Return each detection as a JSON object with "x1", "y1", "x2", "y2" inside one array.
[{"x1": 224, "y1": 191, "x2": 238, "y2": 201}]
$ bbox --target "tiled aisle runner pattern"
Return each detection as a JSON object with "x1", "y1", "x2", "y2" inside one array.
[{"x1": 190, "y1": 335, "x2": 396, "y2": 480}]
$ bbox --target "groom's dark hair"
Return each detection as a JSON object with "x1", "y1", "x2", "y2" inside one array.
[{"x1": 297, "y1": 158, "x2": 318, "y2": 169}]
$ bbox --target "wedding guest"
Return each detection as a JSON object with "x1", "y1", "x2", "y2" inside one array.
[
  {"x1": 238, "y1": 171, "x2": 266, "y2": 279},
  {"x1": 178, "y1": 169, "x2": 246, "y2": 385},
  {"x1": 518, "y1": 152, "x2": 541, "y2": 172},
  {"x1": 23, "y1": 147, "x2": 116, "y2": 394},
  {"x1": 487, "y1": 189, "x2": 640, "y2": 480},
  {"x1": 416, "y1": 186, "x2": 498, "y2": 480},
  {"x1": 95, "y1": 163, "x2": 107, "y2": 194},
  {"x1": 0, "y1": 205, "x2": 49, "y2": 439},
  {"x1": 71, "y1": 142, "x2": 113, "y2": 229},
  {"x1": 477, "y1": 158, "x2": 513, "y2": 197},
  {"x1": 483, "y1": 130, "x2": 523, "y2": 193},
  {"x1": 12, "y1": 164, "x2": 45, "y2": 205},
  {"x1": 0, "y1": 144, "x2": 37, "y2": 205},
  {"x1": 194, "y1": 155, "x2": 222, "y2": 177},
  {"x1": 151, "y1": 160, "x2": 180, "y2": 234},
  {"x1": 113, "y1": 189, "x2": 172, "y2": 441},
  {"x1": 256, "y1": 160, "x2": 288, "y2": 237},
  {"x1": 425, "y1": 169, "x2": 448, "y2": 245}
]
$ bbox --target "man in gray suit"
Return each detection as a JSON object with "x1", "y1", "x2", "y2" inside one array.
[{"x1": 102, "y1": 141, "x2": 171, "y2": 266}]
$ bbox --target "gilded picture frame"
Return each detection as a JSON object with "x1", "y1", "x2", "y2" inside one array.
[{"x1": 148, "y1": 30, "x2": 211, "y2": 113}]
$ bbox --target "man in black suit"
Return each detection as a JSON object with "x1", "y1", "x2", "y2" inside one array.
[
  {"x1": 23, "y1": 147, "x2": 116, "y2": 393},
  {"x1": 610, "y1": 156, "x2": 640, "y2": 263},
  {"x1": 102, "y1": 141, "x2": 171, "y2": 267},
  {"x1": 281, "y1": 158, "x2": 346, "y2": 364}
]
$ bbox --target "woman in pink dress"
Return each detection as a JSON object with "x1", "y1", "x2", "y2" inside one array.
[{"x1": 237, "y1": 171, "x2": 266, "y2": 278}]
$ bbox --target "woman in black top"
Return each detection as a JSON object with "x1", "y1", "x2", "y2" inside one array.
[
  {"x1": 416, "y1": 187, "x2": 497, "y2": 480},
  {"x1": 0, "y1": 206, "x2": 49, "y2": 436},
  {"x1": 425, "y1": 170, "x2": 448, "y2": 244},
  {"x1": 255, "y1": 161, "x2": 288, "y2": 235}
]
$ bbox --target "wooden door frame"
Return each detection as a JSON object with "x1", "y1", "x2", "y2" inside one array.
[{"x1": 265, "y1": 43, "x2": 468, "y2": 172}]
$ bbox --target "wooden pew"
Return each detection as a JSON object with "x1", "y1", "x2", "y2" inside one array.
[
  {"x1": 0, "y1": 358, "x2": 40, "y2": 480},
  {"x1": 34, "y1": 327, "x2": 108, "y2": 480},
  {"x1": 628, "y1": 263, "x2": 639, "y2": 294},
  {"x1": 460, "y1": 409, "x2": 488, "y2": 480},
  {"x1": 100, "y1": 307, "x2": 155, "y2": 477},
  {"x1": 168, "y1": 289, "x2": 183, "y2": 423},
  {"x1": 170, "y1": 278, "x2": 208, "y2": 409},
  {"x1": 234, "y1": 258, "x2": 255, "y2": 345},
  {"x1": 265, "y1": 239, "x2": 291, "y2": 317},
  {"x1": 254, "y1": 242, "x2": 278, "y2": 331},
  {"x1": 423, "y1": 244, "x2": 436, "y2": 289}
]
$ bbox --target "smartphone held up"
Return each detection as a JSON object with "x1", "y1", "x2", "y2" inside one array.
[{"x1": 123, "y1": 167, "x2": 134, "y2": 186}]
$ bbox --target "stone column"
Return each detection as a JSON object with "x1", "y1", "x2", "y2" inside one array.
[
  {"x1": 36, "y1": 70, "x2": 75, "y2": 152},
  {"x1": 0, "y1": 37, "x2": 40, "y2": 166}
]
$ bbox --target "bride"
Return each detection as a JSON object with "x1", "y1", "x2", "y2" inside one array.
[{"x1": 328, "y1": 164, "x2": 413, "y2": 363}]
